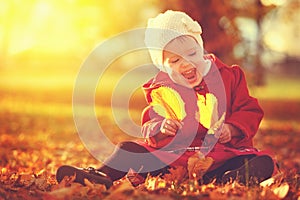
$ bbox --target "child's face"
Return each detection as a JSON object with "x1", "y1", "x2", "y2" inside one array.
[{"x1": 163, "y1": 36, "x2": 206, "y2": 87}]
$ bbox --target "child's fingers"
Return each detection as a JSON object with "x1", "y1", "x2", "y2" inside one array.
[
  {"x1": 219, "y1": 136, "x2": 230, "y2": 143},
  {"x1": 161, "y1": 119, "x2": 182, "y2": 136},
  {"x1": 166, "y1": 119, "x2": 183, "y2": 130},
  {"x1": 174, "y1": 120, "x2": 183, "y2": 129},
  {"x1": 164, "y1": 124, "x2": 177, "y2": 133},
  {"x1": 161, "y1": 128, "x2": 176, "y2": 136},
  {"x1": 213, "y1": 124, "x2": 230, "y2": 143},
  {"x1": 218, "y1": 125, "x2": 232, "y2": 143},
  {"x1": 161, "y1": 123, "x2": 176, "y2": 136}
]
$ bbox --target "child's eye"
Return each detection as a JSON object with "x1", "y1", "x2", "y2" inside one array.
[
  {"x1": 188, "y1": 51, "x2": 196, "y2": 56},
  {"x1": 170, "y1": 58, "x2": 179, "y2": 63}
]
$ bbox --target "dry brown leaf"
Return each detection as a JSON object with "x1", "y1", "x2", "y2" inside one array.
[
  {"x1": 187, "y1": 152, "x2": 214, "y2": 180},
  {"x1": 44, "y1": 184, "x2": 82, "y2": 200},
  {"x1": 14, "y1": 174, "x2": 35, "y2": 187},
  {"x1": 126, "y1": 168, "x2": 145, "y2": 187},
  {"x1": 51, "y1": 173, "x2": 76, "y2": 190},
  {"x1": 163, "y1": 166, "x2": 187, "y2": 184},
  {"x1": 35, "y1": 177, "x2": 48, "y2": 191},
  {"x1": 104, "y1": 180, "x2": 135, "y2": 199}
]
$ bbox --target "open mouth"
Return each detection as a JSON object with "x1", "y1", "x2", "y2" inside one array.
[{"x1": 181, "y1": 68, "x2": 197, "y2": 80}]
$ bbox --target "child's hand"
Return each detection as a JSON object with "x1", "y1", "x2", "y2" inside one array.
[
  {"x1": 160, "y1": 119, "x2": 183, "y2": 136},
  {"x1": 215, "y1": 124, "x2": 232, "y2": 143},
  {"x1": 218, "y1": 124, "x2": 232, "y2": 143},
  {"x1": 215, "y1": 123, "x2": 241, "y2": 143}
]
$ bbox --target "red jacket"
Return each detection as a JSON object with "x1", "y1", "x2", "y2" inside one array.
[{"x1": 138, "y1": 54, "x2": 270, "y2": 171}]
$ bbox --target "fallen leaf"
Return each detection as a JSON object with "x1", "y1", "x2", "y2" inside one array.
[
  {"x1": 187, "y1": 152, "x2": 214, "y2": 180},
  {"x1": 163, "y1": 166, "x2": 187, "y2": 184},
  {"x1": 126, "y1": 168, "x2": 145, "y2": 187},
  {"x1": 14, "y1": 174, "x2": 35, "y2": 187},
  {"x1": 260, "y1": 177, "x2": 275, "y2": 188},
  {"x1": 104, "y1": 180, "x2": 135, "y2": 199},
  {"x1": 44, "y1": 184, "x2": 81, "y2": 200},
  {"x1": 260, "y1": 173, "x2": 284, "y2": 187},
  {"x1": 83, "y1": 178, "x2": 94, "y2": 188},
  {"x1": 272, "y1": 182, "x2": 289, "y2": 199},
  {"x1": 145, "y1": 176, "x2": 167, "y2": 191},
  {"x1": 35, "y1": 177, "x2": 48, "y2": 191},
  {"x1": 51, "y1": 173, "x2": 76, "y2": 190}
]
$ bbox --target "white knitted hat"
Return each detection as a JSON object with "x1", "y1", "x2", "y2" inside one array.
[{"x1": 145, "y1": 10, "x2": 204, "y2": 71}]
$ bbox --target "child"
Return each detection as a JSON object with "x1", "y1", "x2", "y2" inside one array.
[{"x1": 56, "y1": 10, "x2": 276, "y2": 189}]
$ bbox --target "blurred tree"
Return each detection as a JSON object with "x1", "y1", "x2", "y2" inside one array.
[{"x1": 232, "y1": 0, "x2": 276, "y2": 85}]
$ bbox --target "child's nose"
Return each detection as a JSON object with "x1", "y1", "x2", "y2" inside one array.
[{"x1": 180, "y1": 58, "x2": 191, "y2": 68}]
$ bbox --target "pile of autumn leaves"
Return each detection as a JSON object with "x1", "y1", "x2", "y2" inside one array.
[
  {"x1": 1, "y1": 88, "x2": 300, "y2": 199},
  {"x1": 0, "y1": 154, "x2": 298, "y2": 200}
]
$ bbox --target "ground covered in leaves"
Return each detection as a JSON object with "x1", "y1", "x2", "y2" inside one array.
[{"x1": 0, "y1": 89, "x2": 300, "y2": 200}]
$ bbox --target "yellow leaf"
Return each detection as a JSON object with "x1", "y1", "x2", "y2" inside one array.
[
  {"x1": 260, "y1": 177, "x2": 275, "y2": 187},
  {"x1": 84, "y1": 178, "x2": 94, "y2": 188},
  {"x1": 273, "y1": 183, "x2": 289, "y2": 199},
  {"x1": 145, "y1": 176, "x2": 167, "y2": 191},
  {"x1": 150, "y1": 86, "x2": 186, "y2": 121},
  {"x1": 197, "y1": 93, "x2": 219, "y2": 129},
  {"x1": 207, "y1": 112, "x2": 226, "y2": 135}
]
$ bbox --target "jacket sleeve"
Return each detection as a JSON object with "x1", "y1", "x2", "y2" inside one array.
[
  {"x1": 225, "y1": 66, "x2": 264, "y2": 147},
  {"x1": 141, "y1": 105, "x2": 173, "y2": 148}
]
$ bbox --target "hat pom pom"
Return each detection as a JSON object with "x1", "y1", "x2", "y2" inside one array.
[{"x1": 181, "y1": 18, "x2": 202, "y2": 34}]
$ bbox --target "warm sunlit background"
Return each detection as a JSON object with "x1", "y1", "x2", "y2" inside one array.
[
  {"x1": 1, "y1": 1, "x2": 300, "y2": 198},
  {"x1": 0, "y1": 0, "x2": 300, "y2": 146}
]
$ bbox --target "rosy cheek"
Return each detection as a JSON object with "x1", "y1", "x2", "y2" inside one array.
[{"x1": 194, "y1": 60, "x2": 204, "y2": 67}]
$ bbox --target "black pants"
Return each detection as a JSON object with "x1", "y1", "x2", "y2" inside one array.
[
  {"x1": 202, "y1": 154, "x2": 256, "y2": 184},
  {"x1": 98, "y1": 141, "x2": 169, "y2": 181},
  {"x1": 98, "y1": 141, "x2": 256, "y2": 182}
]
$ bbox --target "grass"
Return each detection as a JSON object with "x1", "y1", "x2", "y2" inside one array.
[{"x1": 250, "y1": 74, "x2": 300, "y2": 100}]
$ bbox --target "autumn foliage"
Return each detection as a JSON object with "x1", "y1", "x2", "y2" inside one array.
[{"x1": 0, "y1": 91, "x2": 300, "y2": 200}]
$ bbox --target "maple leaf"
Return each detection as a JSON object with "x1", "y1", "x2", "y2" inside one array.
[
  {"x1": 163, "y1": 166, "x2": 188, "y2": 184},
  {"x1": 187, "y1": 152, "x2": 214, "y2": 180}
]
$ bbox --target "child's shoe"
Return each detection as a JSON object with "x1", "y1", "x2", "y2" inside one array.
[
  {"x1": 56, "y1": 165, "x2": 113, "y2": 189},
  {"x1": 222, "y1": 155, "x2": 274, "y2": 185}
]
